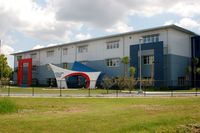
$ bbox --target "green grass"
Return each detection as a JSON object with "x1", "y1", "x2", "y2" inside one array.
[
  {"x1": 0, "y1": 97, "x2": 200, "y2": 133},
  {"x1": 0, "y1": 98, "x2": 18, "y2": 114}
]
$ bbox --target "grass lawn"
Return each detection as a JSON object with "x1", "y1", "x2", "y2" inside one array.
[{"x1": 0, "y1": 97, "x2": 200, "y2": 133}]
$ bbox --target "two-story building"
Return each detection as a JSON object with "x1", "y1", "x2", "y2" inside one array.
[{"x1": 12, "y1": 25, "x2": 200, "y2": 87}]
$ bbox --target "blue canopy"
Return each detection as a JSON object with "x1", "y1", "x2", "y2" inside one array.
[{"x1": 72, "y1": 61, "x2": 97, "y2": 72}]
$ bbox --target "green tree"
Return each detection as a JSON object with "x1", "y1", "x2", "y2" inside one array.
[
  {"x1": 129, "y1": 66, "x2": 136, "y2": 78},
  {"x1": 185, "y1": 66, "x2": 192, "y2": 80},
  {"x1": 196, "y1": 67, "x2": 200, "y2": 75},
  {"x1": 121, "y1": 56, "x2": 130, "y2": 77},
  {"x1": 0, "y1": 54, "x2": 12, "y2": 79}
]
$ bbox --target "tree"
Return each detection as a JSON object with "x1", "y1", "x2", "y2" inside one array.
[
  {"x1": 185, "y1": 66, "x2": 192, "y2": 80},
  {"x1": 129, "y1": 66, "x2": 136, "y2": 78},
  {"x1": 121, "y1": 56, "x2": 130, "y2": 77},
  {"x1": 196, "y1": 67, "x2": 200, "y2": 76},
  {"x1": 0, "y1": 54, "x2": 12, "y2": 79},
  {"x1": 102, "y1": 76, "x2": 114, "y2": 94}
]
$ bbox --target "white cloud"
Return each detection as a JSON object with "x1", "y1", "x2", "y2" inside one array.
[
  {"x1": 164, "y1": 18, "x2": 200, "y2": 32},
  {"x1": 164, "y1": 20, "x2": 174, "y2": 26},
  {"x1": 0, "y1": 45, "x2": 14, "y2": 56},
  {"x1": 32, "y1": 44, "x2": 45, "y2": 50},
  {"x1": 106, "y1": 21, "x2": 133, "y2": 33},
  {"x1": 168, "y1": 1, "x2": 200, "y2": 17},
  {"x1": 75, "y1": 33, "x2": 91, "y2": 41},
  {"x1": 0, "y1": 45, "x2": 14, "y2": 68},
  {"x1": 176, "y1": 18, "x2": 200, "y2": 29}
]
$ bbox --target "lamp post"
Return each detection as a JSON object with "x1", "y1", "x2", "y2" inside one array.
[{"x1": 138, "y1": 38, "x2": 143, "y2": 94}]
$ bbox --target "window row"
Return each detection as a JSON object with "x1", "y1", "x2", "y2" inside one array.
[
  {"x1": 143, "y1": 34, "x2": 159, "y2": 44},
  {"x1": 106, "y1": 41, "x2": 119, "y2": 49}
]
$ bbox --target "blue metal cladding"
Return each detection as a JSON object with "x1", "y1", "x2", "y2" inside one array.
[
  {"x1": 192, "y1": 36, "x2": 200, "y2": 58},
  {"x1": 72, "y1": 61, "x2": 97, "y2": 72},
  {"x1": 191, "y1": 36, "x2": 200, "y2": 87},
  {"x1": 130, "y1": 42, "x2": 164, "y2": 82}
]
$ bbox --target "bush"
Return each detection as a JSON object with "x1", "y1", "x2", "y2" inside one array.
[{"x1": 0, "y1": 98, "x2": 18, "y2": 114}]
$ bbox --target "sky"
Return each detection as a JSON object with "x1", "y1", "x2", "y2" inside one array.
[{"x1": 1, "y1": 0, "x2": 200, "y2": 68}]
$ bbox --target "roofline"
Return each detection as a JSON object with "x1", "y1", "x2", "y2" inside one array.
[{"x1": 11, "y1": 24, "x2": 198, "y2": 55}]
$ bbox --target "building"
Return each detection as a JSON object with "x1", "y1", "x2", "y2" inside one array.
[{"x1": 12, "y1": 25, "x2": 200, "y2": 87}]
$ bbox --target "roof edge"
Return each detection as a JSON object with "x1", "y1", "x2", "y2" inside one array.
[{"x1": 11, "y1": 24, "x2": 198, "y2": 55}]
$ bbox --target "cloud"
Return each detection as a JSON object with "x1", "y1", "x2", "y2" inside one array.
[
  {"x1": 32, "y1": 44, "x2": 45, "y2": 50},
  {"x1": 75, "y1": 33, "x2": 91, "y2": 40},
  {"x1": 0, "y1": 44, "x2": 14, "y2": 68},
  {"x1": 176, "y1": 18, "x2": 200, "y2": 29},
  {"x1": 164, "y1": 20, "x2": 174, "y2": 26},
  {"x1": 55, "y1": 0, "x2": 127, "y2": 28},
  {"x1": 1, "y1": 0, "x2": 200, "y2": 45},
  {"x1": 105, "y1": 21, "x2": 133, "y2": 33},
  {"x1": 32, "y1": 43, "x2": 59, "y2": 50},
  {"x1": 0, "y1": 45, "x2": 14, "y2": 56},
  {"x1": 168, "y1": 1, "x2": 200, "y2": 17},
  {"x1": 164, "y1": 18, "x2": 200, "y2": 32}
]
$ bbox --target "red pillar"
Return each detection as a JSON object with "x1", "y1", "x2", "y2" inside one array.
[{"x1": 18, "y1": 58, "x2": 32, "y2": 86}]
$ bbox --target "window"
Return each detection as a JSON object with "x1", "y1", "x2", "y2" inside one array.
[
  {"x1": 63, "y1": 63, "x2": 68, "y2": 69},
  {"x1": 30, "y1": 53, "x2": 37, "y2": 59},
  {"x1": 63, "y1": 48, "x2": 68, "y2": 55},
  {"x1": 17, "y1": 56, "x2": 22, "y2": 61},
  {"x1": 143, "y1": 55, "x2": 154, "y2": 65},
  {"x1": 106, "y1": 41, "x2": 119, "y2": 49},
  {"x1": 78, "y1": 45, "x2": 88, "y2": 53},
  {"x1": 142, "y1": 34, "x2": 159, "y2": 43},
  {"x1": 106, "y1": 58, "x2": 120, "y2": 67},
  {"x1": 46, "y1": 50, "x2": 54, "y2": 57}
]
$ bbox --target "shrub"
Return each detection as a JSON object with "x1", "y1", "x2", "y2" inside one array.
[{"x1": 0, "y1": 98, "x2": 18, "y2": 114}]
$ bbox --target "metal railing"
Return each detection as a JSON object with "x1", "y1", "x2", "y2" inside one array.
[{"x1": 0, "y1": 79, "x2": 200, "y2": 97}]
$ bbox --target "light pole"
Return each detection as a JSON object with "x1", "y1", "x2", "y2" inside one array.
[{"x1": 139, "y1": 38, "x2": 143, "y2": 94}]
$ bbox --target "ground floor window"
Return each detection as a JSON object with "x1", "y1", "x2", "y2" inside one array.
[
  {"x1": 143, "y1": 55, "x2": 154, "y2": 65},
  {"x1": 106, "y1": 58, "x2": 120, "y2": 67}
]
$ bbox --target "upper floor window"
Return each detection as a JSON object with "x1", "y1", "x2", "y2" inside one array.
[
  {"x1": 78, "y1": 45, "x2": 88, "y2": 53},
  {"x1": 106, "y1": 58, "x2": 120, "y2": 67},
  {"x1": 46, "y1": 50, "x2": 54, "y2": 57},
  {"x1": 107, "y1": 41, "x2": 119, "y2": 49},
  {"x1": 143, "y1": 55, "x2": 154, "y2": 65},
  {"x1": 63, "y1": 48, "x2": 68, "y2": 55},
  {"x1": 17, "y1": 55, "x2": 22, "y2": 61},
  {"x1": 143, "y1": 34, "x2": 159, "y2": 44},
  {"x1": 30, "y1": 53, "x2": 37, "y2": 59}
]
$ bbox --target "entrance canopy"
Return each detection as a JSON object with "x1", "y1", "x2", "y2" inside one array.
[{"x1": 49, "y1": 63, "x2": 101, "y2": 89}]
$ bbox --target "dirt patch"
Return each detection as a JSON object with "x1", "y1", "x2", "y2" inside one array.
[{"x1": 176, "y1": 123, "x2": 200, "y2": 133}]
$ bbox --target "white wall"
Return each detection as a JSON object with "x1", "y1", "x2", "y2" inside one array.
[
  {"x1": 61, "y1": 45, "x2": 76, "y2": 63},
  {"x1": 168, "y1": 28, "x2": 192, "y2": 57},
  {"x1": 13, "y1": 27, "x2": 193, "y2": 67}
]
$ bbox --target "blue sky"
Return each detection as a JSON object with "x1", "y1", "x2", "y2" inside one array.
[{"x1": 0, "y1": 0, "x2": 200, "y2": 68}]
